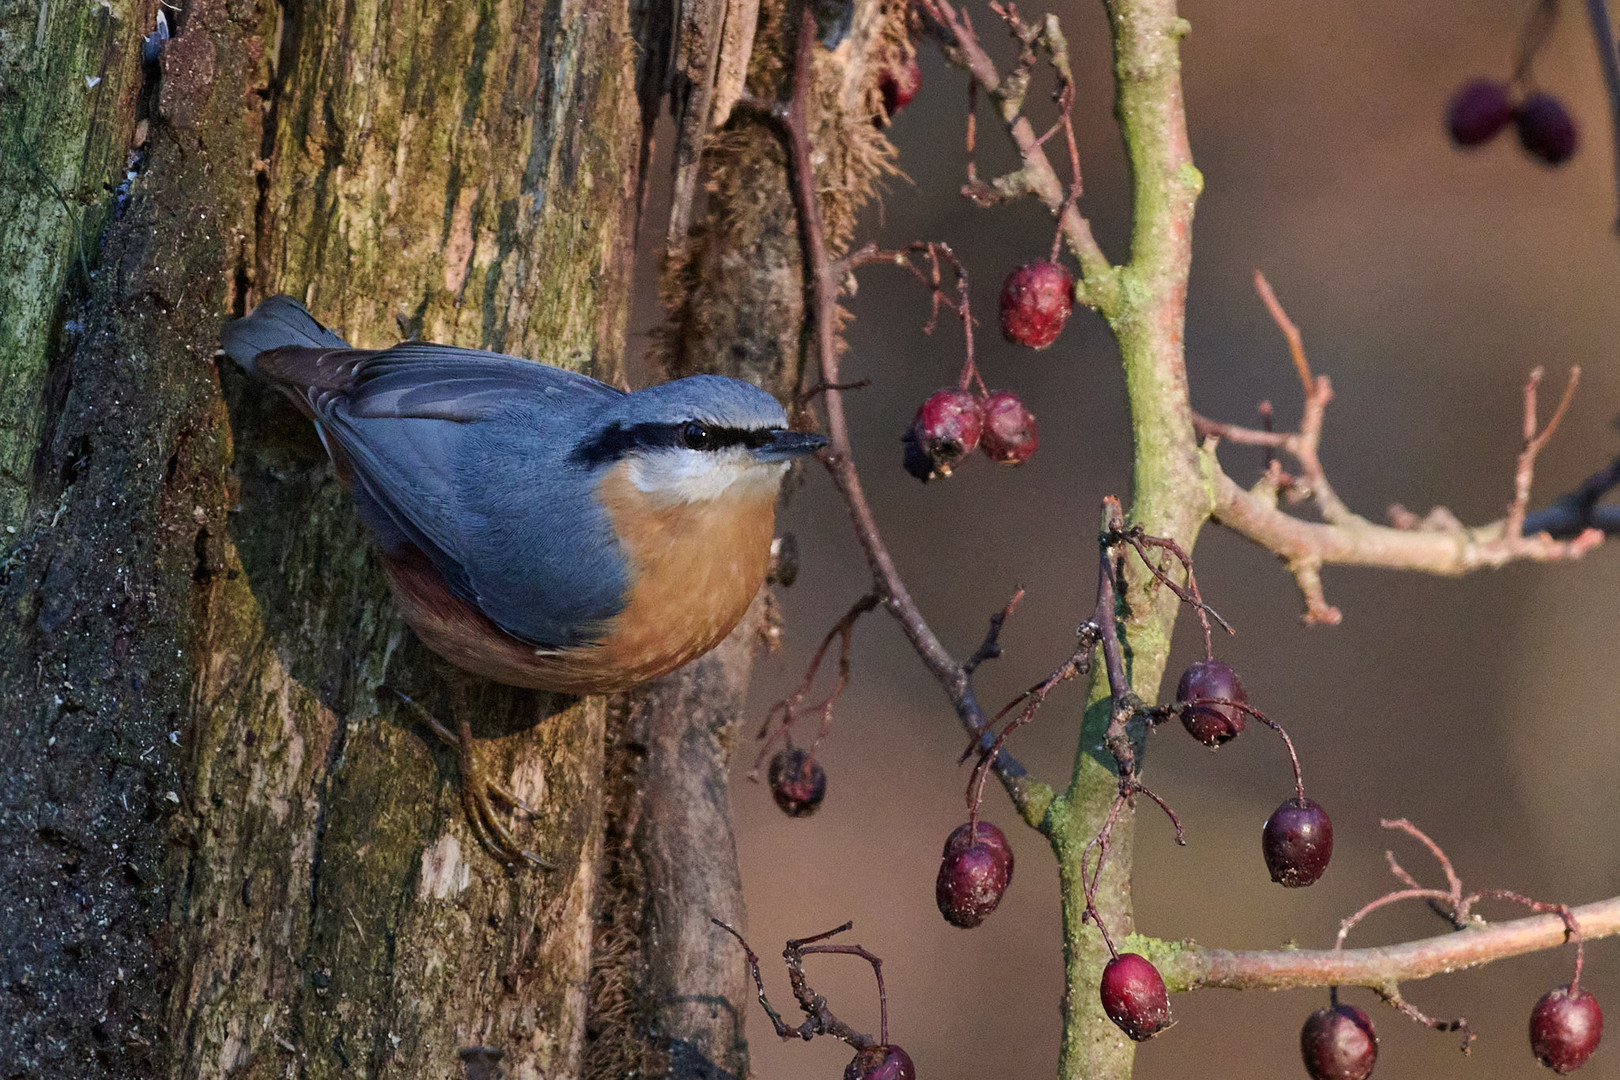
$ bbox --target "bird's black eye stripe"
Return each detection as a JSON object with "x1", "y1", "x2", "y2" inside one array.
[{"x1": 572, "y1": 421, "x2": 780, "y2": 465}]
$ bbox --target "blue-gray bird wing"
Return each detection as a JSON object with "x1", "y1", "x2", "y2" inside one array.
[{"x1": 279, "y1": 343, "x2": 629, "y2": 650}]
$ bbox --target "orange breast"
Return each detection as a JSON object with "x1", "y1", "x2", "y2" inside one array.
[
  {"x1": 580, "y1": 463, "x2": 777, "y2": 690},
  {"x1": 379, "y1": 463, "x2": 777, "y2": 694}
]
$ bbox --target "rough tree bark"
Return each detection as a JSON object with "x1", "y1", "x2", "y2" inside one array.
[
  {"x1": 1, "y1": 0, "x2": 645, "y2": 1074},
  {"x1": 0, "y1": 0, "x2": 901, "y2": 1076}
]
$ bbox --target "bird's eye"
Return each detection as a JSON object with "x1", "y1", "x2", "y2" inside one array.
[{"x1": 682, "y1": 420, "x2": 713, "y2": 450}]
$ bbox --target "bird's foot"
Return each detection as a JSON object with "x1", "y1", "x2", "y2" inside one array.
[{"x1": 386, "y1": 687, "x2": 554, "y2": 870}]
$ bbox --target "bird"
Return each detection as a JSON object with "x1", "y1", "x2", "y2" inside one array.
[{"x1": 222, "y1": 295, "x2": 825, "y2": 864}]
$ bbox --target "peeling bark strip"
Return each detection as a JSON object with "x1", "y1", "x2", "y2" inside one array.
[{"x1": 2, "y1": 0, "x2": 647, "y2": 1076}]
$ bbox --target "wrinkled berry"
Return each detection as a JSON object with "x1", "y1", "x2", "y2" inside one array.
[
  {"x1": 999, "y1": 261, "x2": 1074, "y2": 349},
  {"x1": 1447, "y1": 79, "x2": 1514, "y2": 146},
  {"x1": 979, "y1": 391, "x2": 1039, "y2": 465},
  {"x1": 1301, "y1": 1004, "x2": 1378, "y2": 1080},
  {"x1": 902, "y1": 388, "x2": 984, "y2": 482},
  {"x1": 1516, "y1": 93, "x2": 1578, "y2": 165},
  {"x1": 936, "y1": 821, "x2": 1014, "y2": 928},
  {"x1": 1100, "y1": 953, "x2": 1173, "y2": 1041},
  {"x1": 1263, "y1": 797, "x2": 1333, "y2": 887},
  {"x1": 845, "y1": 1044, "x2": 916, "y2": 1080},
  {"x1": 768, "y1": 748, "x2": 826, "y2": 817},
  {"x1": 1176, "y1": 659, "x2": 1247, "y2": 747},
  {"x1": 878, "y1": 55, "x2": 922, "y2": 120},
  {"x1": 1531, "y1": 985, "x2": 1603, "y2": 1074}
]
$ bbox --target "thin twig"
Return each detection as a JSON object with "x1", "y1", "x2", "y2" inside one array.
[
  {"x1": 912, "y1": 0, "x2": 1115, "y2": 308},
  {"x1": 773, "y1": 6, "x2": 1049, "y2": 820}
]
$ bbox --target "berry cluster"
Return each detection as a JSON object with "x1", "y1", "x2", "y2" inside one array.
[
  {"x1": 903, "y1": 387, "x2": 1038, "y2": 481},
  {"x1": 1447, "y1": 78, "x2": 1577, "y2": 165},
  {"x1": 1444, "y1": 0, "x2": 1578, "y2": 166}
]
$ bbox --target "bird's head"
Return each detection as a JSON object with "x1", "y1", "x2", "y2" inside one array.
[{"x1": 574, "y1": 375, "x2": 825, "y2": 506}]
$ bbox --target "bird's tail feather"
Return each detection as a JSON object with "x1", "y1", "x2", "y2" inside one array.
[{"x1": 221, "y1": 295, "x2": 349, "y2": 374}]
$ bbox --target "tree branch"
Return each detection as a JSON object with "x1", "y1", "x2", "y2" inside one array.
[
  {"x1": 775, "y1": 6, "x2": 1053, "y2": 825},
  {"x1": 1159, "y1": 895, "x2": 1620, "y2": 993},
  {"x1": 1201, "y1": 333, "x2": 1603, "y2": 624}
]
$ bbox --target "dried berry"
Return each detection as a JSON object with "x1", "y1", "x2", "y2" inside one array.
[
  {"x1": 936, "y1": 821, "x2": 1014, "y2": 928},
  {"x1": 845, "y1": 1044, "x2": 916, "y2": 1080},
  {"x1": 1301, "y1": 1004, "x2": 1378, "y2": 1080},
  {"x1": 1531, "y1": 985, "x2": 1603, "y2": 1074},
  {"x1": 1263, "y1": 797, "x2": 1334, "y2": 887},
  {"x1": 1516, "y1": 93, "x2": 1578, "y2": 165},
  {"x1": 902, "y1": 389, "x2": 984, "y2": 482},
  {"x1": 1447, "y1": 79, "x2": 1514, "y2": 146},
  {"x1": 998, "y1": 261, "x2": 1074, "y2": 349},
  {"x1": 978, "y1": 391, "x2": 1039, "y2": 465},
  {"x1": 1099, "y1": 953, "x2": 1173, "y2": 1041},
  {"x1": 1175, "y1": 659, "x2": 1247, "y2": 747},
  {"x1": 768, "y1": 748, "x2": 826, "y2": 817},
  {"x1": 878, "y1": 55, "x2": 922, "y2": 120}
]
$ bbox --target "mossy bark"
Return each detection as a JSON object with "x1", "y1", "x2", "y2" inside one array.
[
  {"x1": 0, "y1": 0, "x2": 649, "y2": 1076},
  {"x1": 0, "y1": 0, "x2": 149, "y2": 536}
]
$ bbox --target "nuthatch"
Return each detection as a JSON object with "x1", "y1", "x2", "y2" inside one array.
[{"x1": 223, "y1": 296, "x2": 824, "y2": 861}]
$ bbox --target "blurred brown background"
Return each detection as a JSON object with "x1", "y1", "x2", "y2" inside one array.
[{"x1": 641, "y1": 0, "x2": 1620, "y2": 1076}]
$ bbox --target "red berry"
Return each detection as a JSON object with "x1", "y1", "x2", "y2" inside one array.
[
  {"x1": 768, "y1": 748, "x2": 826, "y2": 817},
  {"x1": 998, "y1": 261, "x2": 1074, "y2": 349},
  {"x1": 1262, "y1": 797, "x2": 1333, "y2": 887},
  {"x1": 1516, "y1": 93, "x2": 1578, "y2": 165},
  {"x1": 845, "y1": 1044, "x2": 916, "y2": 1080},
  {"x1": 1099, "y1": 953, "x2": 1173, "y2": 1041},
  {"x1": 878, "y1": 55, "x2": 922, "y2": 120},
  {"x1": 936, "y1": 821, "x2": 1014, "y2": 928},
  {"x1": 902, "y1": 388, "x2": 984, "y2": 482},
  {"x1": 1447, "y1": 79, "x2": 1514, "y2": 146},
  {"x1": 1175, "y1": 659, "x2": 1246, "y2": 747},
  {"x1": 1531, "y1": 986, "x2": 1603, "y2": 1074},
  {"x1": 978, "y1": 391, "x2": 1039, "y2": 465},
  {"x1": 1301, "y1": 1004, "x2": 1378, "y2": 1080}
]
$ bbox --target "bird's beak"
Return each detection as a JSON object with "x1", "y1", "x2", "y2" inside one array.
[{"x1": 754, "y1": 429, "x2": 828, "y2": 462}]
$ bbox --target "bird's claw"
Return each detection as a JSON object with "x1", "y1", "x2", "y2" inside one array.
[{"x1": 385, "y1": 685, "x2": 553, "y2": 870}]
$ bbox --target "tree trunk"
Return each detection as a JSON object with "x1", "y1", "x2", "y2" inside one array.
[
  {"x1": 1, "y1": 0, "x2": 646, "y2": 1073},
  {"x1": 0, "y1": 0, "x2": 901, "y2": 1076}
]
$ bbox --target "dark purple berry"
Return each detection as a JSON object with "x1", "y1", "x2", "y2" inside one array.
[
  {"x1": 1447, "y1": 79, "x2": 1514, "y2": 146},
  {"x1": 1263, "y1": 797, "x2": 1333, "y2": 887},
  {"x1": 999, "y1": 261, "x2": 1074, "y2": 349},
  {"x1": 1099, "y1": 953, "x2": 1173, "y2": 1041},
  {"x1": 1176, "y1": 659, "x2": 1247, "y2": 747},
  {"x1": 878, "y1": 55, "x2": 922, "y2": 120},
  {"x1": 902, "y1": 388, "x2": 984, "y2": 482},
  {"x1": 1301, "y1": 1004, "x2": 1378, "y2": 1080},
  {"x1": 768, "y1": 748, "x2": 826, "y2": 817},
  {"x1": 1531, "y1": 985, "x2": 1603, "y2": 1073},
  {"x1": 1516, "y1": 93, "x2": 1578, "y2": 165},
  {"x1": 979, "y1": 391, "x2": 1039, "y2": 465},
  {"x1": 936, "y1": 821, "x2": 1014, "y2": 928},
  {"x1": 845, "y1": 1044, "x2": 916, "y2": 1080}
]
